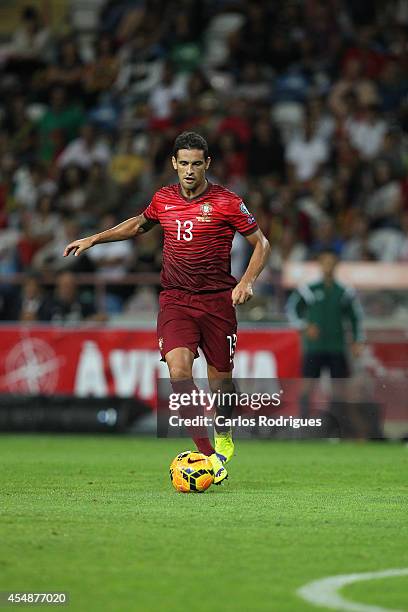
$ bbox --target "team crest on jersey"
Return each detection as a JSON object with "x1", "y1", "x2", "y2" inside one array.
[
  {"x1": 196, "y1": 202, "x2": 213, "y2": 222},
  {"x1": 158, "y1": 337, "x2": 164, "y2": 351}
]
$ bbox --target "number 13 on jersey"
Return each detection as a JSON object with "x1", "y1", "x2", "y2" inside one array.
[
  {"x1": 227, "y1": 333, "x2": 237, "y2": 362},
  {"x1": 176, "y1": 219, "x2": 193, "y2": 241}
]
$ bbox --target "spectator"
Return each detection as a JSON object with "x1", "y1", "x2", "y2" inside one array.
[
  {"x1": 32, "y1": 219, "x2": 93, "y2": 274},
  {"x1": 365, "y1": 160, "x2": 405, "y2": 261},
  {"x1": 83, "y1": 34, "x2": 120, "y2": 104},
  {"x1": 341, "y1": 26, "x2": 388, "y2": 81},
  {"x1": 215, "y1": 131, "x2": 247, "y2": 187},
  {"x1": 380, "y1": 127, "x2": 406, "y2": 177},
  {"x1": 306, "y1": 95, "x2": 335, "y2": 144},
  {"x1": 0, "y1": 148, "x2": 18, "y2": 226},
  {"x1": 365, "y1": 160, "x2": 402, "y2": 230},
  {"x1": 0, "y1": 286, "x2": 16, "y2": 320},
  {"x1": 269, "y1": 226, "x2": 307, "y2": 271},
  {"x1": 2, "y1": 93, "x2": 37, "y2": 163},
  {"x1": 87, "y1": 214, "x2": 134, "y2": 313},
  {"x1": 345, "y1": 103, "x2": 387, "y2": 160},
  {"x1": 378, "y1": 59, "x2": 408, "y2": 113},
  {"x1": 57, "y1": 165, "x2": 87, "y2": 216},
  {"x1": 1, "y1": 5, "x2": 51, "y2": 74},
  {"x1": 17, "y1": 209, "x2": 49, "y2": 268},
  {"x1": 148, "y1": 61, "x2": 187, "y2": 123},
  {"x1": 28, "y1": 194, "x2": 60, "y2": 247},
  {"x1": 286, "y1": 115, "x2": 329, "y2": 183},
  {"x1": 13, "y1": 161, "x2": 56, "y2": 211},
  {"x1": 342, "y1": 216, "x2": 372, "y2": 261},
  {"x1": 248, "y1": 118, "x2": 285, "y2": 180},
  {"x1": 231, "y1": 3, "x2": 270, "y2": 65},
  {"x1": 235, "y1": 62, "x2": 271, "y2": 102},
  {"x1": 309, "y1": 219, "x2": 344, "y2": 258},
  {"x1": 217, "y1": 99, "x2": 251, "y2": 146},
  {"x1": 16, "y1": 273, "x2": 45, "y2": 321},
  {"x1": 36, "y1": 87, "x2": 85, "y2": 164},
  {"x1": 329, "y1": 58, "x2": 379, "y2": 119},
  {"x1": 109, "y1": 131, "x2": 145, "y2": 187},
  {"x1": 168, "y1": 13, "x2": 202, "y2": 74},
  {"x1": 45, "y1": 37, "x2": 84, "y2": 102},
  {"x1": 186, "y1": 70, "x2": 213, "y2": 100},
  {"x1": 85, "y1": 162, "x2": 121, "y2": 219},
  {"x1": 0, "y1": 227, "x2": 20, "y2": 276},
  {"x1": 39, "y1": 271, "x2": 105, "y2": 323},
  {"x1": 57, "y1": 124, "x2": 111, "y2": 170}
]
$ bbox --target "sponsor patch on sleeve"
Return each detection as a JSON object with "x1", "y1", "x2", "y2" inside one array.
[{"x1": 240, "y1": 201, "x2": 255, "y2": 224}]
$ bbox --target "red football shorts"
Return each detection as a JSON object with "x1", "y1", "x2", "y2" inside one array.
[{"x1": 157, "y1": 288, "x2": 238, "y2": 372}]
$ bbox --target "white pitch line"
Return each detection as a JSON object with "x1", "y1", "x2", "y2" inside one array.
[{"x1": 297, "y1": 568, "x2": 408, "y2": 612}]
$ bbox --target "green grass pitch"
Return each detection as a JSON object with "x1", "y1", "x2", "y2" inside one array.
[{"x1": 1, "y1": 435, "x2": 407, "y2": 612}]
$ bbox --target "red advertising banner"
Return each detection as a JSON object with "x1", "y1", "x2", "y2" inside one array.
[
  {"x1": 0, "y1": 326, "x2": 301, "y2": 405},
  {"x1": 1, "y1": 326, "x2": 406, "y2": 413}
]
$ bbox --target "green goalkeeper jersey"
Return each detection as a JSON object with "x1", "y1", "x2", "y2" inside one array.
[{"x1": 286, "y1": 280, "x2": 364, "y2": 353}]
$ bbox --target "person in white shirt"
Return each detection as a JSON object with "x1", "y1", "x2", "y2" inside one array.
[
  {"x1": 57, "y1": 124, "x2": 111, "y2": 170},
  {"x1": 285, "y1": 116, "x2": 329, "y2": 183},
  {"x1": 148, "y1": 62, "x2": 187, "y2": 120},
  {"x1": 87, "y1": 214, "x2": 134, "y2": 313},
  {"x1": 0, "y1": 5, "x2": 51, "y2": 66},
  {"x1": 345, "y1": 104, "x2": 387, "y2": 160}
]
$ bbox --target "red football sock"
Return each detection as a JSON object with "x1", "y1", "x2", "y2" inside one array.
[
  {"x1": 194, "y1": 437, "x2": 214, "y2": 456},
  {"x1": 170, "y1": 378, "x2": 214, "y2": 456}
]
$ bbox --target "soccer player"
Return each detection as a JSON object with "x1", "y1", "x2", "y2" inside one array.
[{"x1": 64, "y1": 131, "x2": 270, "y2": 483}]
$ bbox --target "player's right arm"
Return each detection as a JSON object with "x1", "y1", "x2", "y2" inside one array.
[
  {"x1": 286, "y1": 285, "x2": 319, "y2": 339},
  {"x1": 63, "y1": 214, "x2": 156, "y2": 257},
  {"x1": 286, "y1": 289, "x2": 307, "y2": 327}
]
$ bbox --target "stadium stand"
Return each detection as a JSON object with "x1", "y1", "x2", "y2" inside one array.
[{"x1": 0, "y1": 0, "x2": 407, "y2": 322}]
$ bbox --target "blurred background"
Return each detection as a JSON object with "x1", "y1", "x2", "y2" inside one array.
[{"x1": 0, "y1": 0, "x2": 407, "y2": 437}]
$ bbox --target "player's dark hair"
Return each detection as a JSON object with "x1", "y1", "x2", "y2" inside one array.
[
  {"x1": 317, "y1": 248, "x2": 338, "y2": 259},
  {"x1": 173, "y1": 132, "x2": 209, "y2": 159}
]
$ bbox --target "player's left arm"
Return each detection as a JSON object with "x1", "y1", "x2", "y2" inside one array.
[
  {"x1": 232, "y1": 229, "x2": 271, "y2": 306},
  {"x1": 343, "y1": 286, "x2": 365, "y2": 358}
]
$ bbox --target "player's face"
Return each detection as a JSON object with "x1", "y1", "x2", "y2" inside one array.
[
  {"x1": 319, "y1": 253, "x2": 338, "y2": 277},
  {"x1": 172, "y1": 149, "x2": 211, "y2": 193}
]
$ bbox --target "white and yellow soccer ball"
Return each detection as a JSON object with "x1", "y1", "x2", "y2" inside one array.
[{"x1": 169, "y1": 451, "x2": 214, "y2": 493}]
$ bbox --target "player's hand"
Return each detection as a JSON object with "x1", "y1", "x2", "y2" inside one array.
[
  {"x1": 63, "y1": 237, "x2": 94, "y2": 257},
  {"x1": 305, "y1": 323, "x2": 319, "y2": 340},
  {"x1": 351, "y1": 342, "x2": 364, "y2": 359},
  {"x1": 232, "y1": 281, "x2": 253, "y2": 306}
]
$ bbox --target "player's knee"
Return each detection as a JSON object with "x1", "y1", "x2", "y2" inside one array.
[{"x1": 168, "y1": 365, "x2": 192, "y2": 380}]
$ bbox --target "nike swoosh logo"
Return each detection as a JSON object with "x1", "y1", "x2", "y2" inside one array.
[
  {"x1": 165, "y1": 205, "x2": 176, "y2": 210},
  {"x1": 187, "y1": 457, "x2": 204, "y2": 464}
]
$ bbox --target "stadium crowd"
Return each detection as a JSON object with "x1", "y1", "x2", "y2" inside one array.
[{"x1": 0, "y1": 0, "x2": 407, "y2": 320}]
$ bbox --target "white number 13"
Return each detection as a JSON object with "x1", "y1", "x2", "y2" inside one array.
[
  {"x1": 227, "y1": 334, "x2": 237, "y2": 362},
  {"x1": 176, "y1": 219, "x2": 193, "y2": 241}
]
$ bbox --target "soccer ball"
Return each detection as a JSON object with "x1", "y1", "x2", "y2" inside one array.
[{"x1": 169, "y1": 451, "x2": 214, "y2": 493}]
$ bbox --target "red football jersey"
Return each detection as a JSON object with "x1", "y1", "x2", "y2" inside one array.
[{"x1": 143, "y1": 182, "x2": 258, "y2": 292}]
